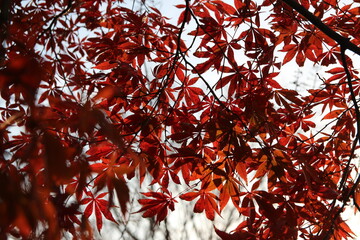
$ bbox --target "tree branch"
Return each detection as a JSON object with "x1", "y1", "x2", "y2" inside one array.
[{"x1": 281, "y1": 0, "x2": 360, "y2": 55}]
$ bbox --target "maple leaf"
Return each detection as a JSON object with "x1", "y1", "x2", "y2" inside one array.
[
  {"x1": 136, "y1": 191, "x2": 177, "y2": 224},
  {"x1": 214, "y1": 226, "x2": 254, "y2": 240},
  {"x1": 219, "y1": 177, "x2": 241, "y2": 212},
  {"x1": 80, "y1": 192, "x2": 117, "y2": 232},
  {"x1": 180, "y1": 190, "x2": 220, "y2": 220},
  {"x1": 93, "y1": 61, "x2": 118, "y2": 70}
]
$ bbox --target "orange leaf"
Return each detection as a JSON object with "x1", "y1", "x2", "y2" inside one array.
[{"x1": 322, "y1": 109, "x2": 343, "y2": 120}]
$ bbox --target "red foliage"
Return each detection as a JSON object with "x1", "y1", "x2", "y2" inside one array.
[
  {"x1": 1, "y1": 0, "x2": 360, "y2": 239},
  {"x1": 136, "y1": 191, "x2": 177, "y2": 223}
]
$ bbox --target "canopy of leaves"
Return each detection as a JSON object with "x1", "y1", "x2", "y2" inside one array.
[{"x1": 1, "y1": 0, "x2": 360, "y2": 239}]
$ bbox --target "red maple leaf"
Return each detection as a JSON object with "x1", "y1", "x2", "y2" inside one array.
[
  {"x1": 80, "y1": 192, "x2": 117, "y2": 232},
  {"x1": 136, "y1": 191, "x2": 177, "y2": 224}
]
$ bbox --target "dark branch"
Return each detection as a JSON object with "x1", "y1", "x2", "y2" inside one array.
[{"x1": 281, "y1": 0, "x2": 360, "y2": 55}]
